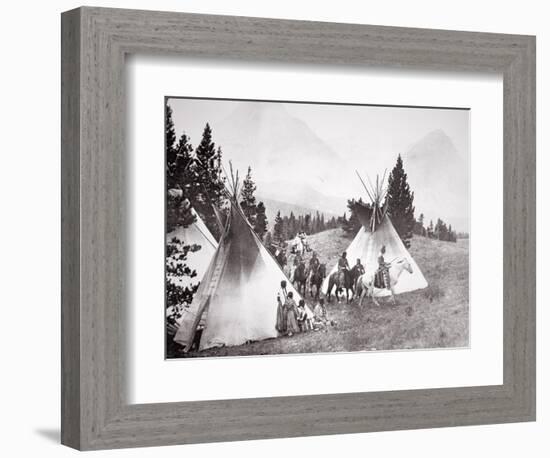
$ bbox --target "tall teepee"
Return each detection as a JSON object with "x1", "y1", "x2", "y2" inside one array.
[
  {"x1": 323, "y1": 172, "x2": 428, "y2": 296},
  {"x1": 174, "y1": 165, "x2": 305, "y2": 351}
]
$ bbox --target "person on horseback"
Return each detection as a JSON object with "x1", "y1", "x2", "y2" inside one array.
[
  {"x1": 298, "y1": 230, "x2": 309, "y2": 252},
  {"x1": 354, "y1": 258, "x2": 365, "y2": 276},
  {"x1": 309, "y1": 251, "x2": 320, "y2": 271},
  {"x1": 338, "y1": 251, "x2": 350, "y2": 272},
  {"x1": 307, "y1": 251, "x2": 320, "y2": 284},
  {"x1": 377, "y1": 245, "x2": 391, "y2": 289}
]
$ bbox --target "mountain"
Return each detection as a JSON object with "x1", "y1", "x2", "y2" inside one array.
[
  {"x1": 402, "y1": 129, "x2": 469, "y2": 232},
  {"x1": 210, "y1": 103, "x2": 343, "y2": 192},
  {"x1": 257, "y1": 196, "x2": 339, "y2": 229},
  {"x1": 256, "y1": 180, "x2": 345, "y2": 217}
]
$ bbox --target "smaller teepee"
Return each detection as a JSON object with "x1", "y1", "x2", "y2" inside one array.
[
  {"x1": 174, "y1": 164, "x2": 308, "y2": 352},
  {"x1": 323, "y1": 171, "x2": 428, "y2": 296},
  {"x1": 166, "y1": 206, "x2": 218, "y2": 291}
]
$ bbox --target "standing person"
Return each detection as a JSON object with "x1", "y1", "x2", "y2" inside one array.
[
  {"x1": 377, "y1": 245, "x2": 391, "y2": 289},
  {"x1": 283, "y1": 292, "x2": 300, "y2": 336},
  {"x1": 296, "y1": 300, "x2": 309, "y2": 332},
  {"x1": 276, "y1": 293, "x2": 287, "y2": 335}
]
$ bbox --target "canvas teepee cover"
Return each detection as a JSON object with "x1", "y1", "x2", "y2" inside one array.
[
  {"x1": 166, "y1": 208, "x2": 218, "y2": 291},
  {"x1": 322, "y1": 173, "x2": 428, "y2": 297},
  {"x1": 174, "y1": 201, "x2": 305, "y2": 351}
]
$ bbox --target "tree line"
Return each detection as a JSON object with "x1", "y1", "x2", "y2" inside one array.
[
  {"x1": 413, "y1": 214, "x2": 461, "y2": 242},
  {"x1": 266, "y1": 210, "x2": 340, "y2": 248}
]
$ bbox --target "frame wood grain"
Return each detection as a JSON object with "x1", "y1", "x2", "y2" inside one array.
[{"x1": 61, "y1": 6, "x2": 536, "y2": 450}]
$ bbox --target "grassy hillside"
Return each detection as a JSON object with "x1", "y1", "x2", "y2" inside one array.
[{"x1": 184, "y1": 228, "x2": 469, "y2": 358}]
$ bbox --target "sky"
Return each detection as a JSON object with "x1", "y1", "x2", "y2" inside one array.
[
  {"x1": 168, "y1": 97, "x2": 469, "y2": 164},
  {"x1": 167, "y1": 97, "x2": 470, "y2": 231}
]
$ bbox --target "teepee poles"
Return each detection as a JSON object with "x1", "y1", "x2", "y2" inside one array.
[
  {"x1": 355, "y1": 169, "x2": 390, "y2": 232},
  {"x1": 355, "y1": 170, "x2": 374, "y2": 203}
]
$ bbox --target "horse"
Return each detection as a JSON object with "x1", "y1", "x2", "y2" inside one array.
[
  {"x1": 356, "y1": 258, "x2": 413, "y2": 307},
  {"x1": 293, "y1": 261, "x2": 308, "y2": 296},
  {"x1": 326, "y1": 268, "x2": 355, "y2": 304},
  {"x1": 349, "y1": 264, "x2": 365, "y2": 295},
  {"x1": 309, "y1": 263, "x2": 326, "y2": 299},
  {"x1": 283, "y1": 263, "x2": 293, "y2": 280}
]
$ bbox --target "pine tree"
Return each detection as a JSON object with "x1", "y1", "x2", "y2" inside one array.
[
  {"x1": 166, "y1": 235, "x2": 200, "y2": 310},
  {"x1": 239, "y1": 166, "x2": 258, "y2": 225},
  {"x1": 193, "y1": 123, "x2": 226, "y2": 240},
  {"x1": 304, "y1": 213, "x2": 312, "y2": 234},
  {"x1": 165, "y1": 104, "x2": 177, "y2": 168},
  {"x1": 264, "y1": 231, "x2": 273, "y2": 249},
  {"x1": 448, "y1": 224, "x2": 457, "y2": 242},
  {"x1": 165, "y1": 106, "x2": 201, "y2": 330},
  {"x1": 288, "y1": 212, "x2": 297, "y2": 239},
  {"x1": 273, "y1": 211, "x2": 285, "y2": 245},
  {"x1": 386, "y1": 154, "x2": 416, "y2": 248},
  {"x1": 413, "y1": 213, "x2": 425, "y2": 236},
  {"x1": 167, "y1": 132, "x2": 194, "y2": 191},
  {"x1": 165, "y1": 195, "x2": 201, "y2": 355},
  {"x1": 254, "y1": 201, "x2": 268, "y2": 239},
  {"x1": 342, "y1": 198, "x2": 364, "y2": 235},
  {"x1": 427, "y1": 220, "x2": 434, "y2": 238}
]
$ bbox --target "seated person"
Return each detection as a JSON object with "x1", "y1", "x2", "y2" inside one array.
[{"x1": 313, "y1": 298, "x2": 336, "y2": 330}]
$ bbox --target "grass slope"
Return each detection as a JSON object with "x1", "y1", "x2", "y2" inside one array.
[{"x1": 186, "y1": 229, "x2": 469, "y2": 358}]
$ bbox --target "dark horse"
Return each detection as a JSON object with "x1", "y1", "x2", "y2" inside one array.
[
  {"x1": 293, "y1": 261, "x2": 308, "y2": 296},
  {"x1": 309, "y1": 263, "x2": 326, "y2": 299},
  {"x1": 326, "y1": 269, "x2": 355, "y2": 304}
]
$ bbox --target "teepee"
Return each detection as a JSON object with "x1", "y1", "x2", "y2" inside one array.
[
  {"x1": 322, "y1": 172, "x2": 428, "y2": 296},
  {"x1": 174, "y1": 166, "x2": 307, "y2": 351},
  {"x1": 166, "y1": 207, "x2": 218, "y2": 291}
]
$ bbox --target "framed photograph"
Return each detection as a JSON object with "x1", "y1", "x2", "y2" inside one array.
[{"x1": 61, "y1": 7, "x2": 535, "y2": 450}]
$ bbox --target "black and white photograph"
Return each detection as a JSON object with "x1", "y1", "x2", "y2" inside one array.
[{"x1": 165, "y1": 97, "x2": 470, "y2": 359}]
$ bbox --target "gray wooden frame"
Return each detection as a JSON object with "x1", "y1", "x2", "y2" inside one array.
[{"x1": 61, "y1": 6, "x2": 536, "y2": 451}]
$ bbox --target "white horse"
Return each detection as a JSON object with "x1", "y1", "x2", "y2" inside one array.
[{"x1": 356, "y1": 258, "x2": 413, "y2": 307}]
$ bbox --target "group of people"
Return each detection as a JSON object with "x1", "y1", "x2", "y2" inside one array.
[
  {"x1": 273, "y1": 240, "x2": 393, "y2": 340},
  {"x1": 337, "y1": 245, "x2": 391, "y2": 290},
  {"x1": 276, "y1": 292, "x2": 333, "y2": 337}
]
